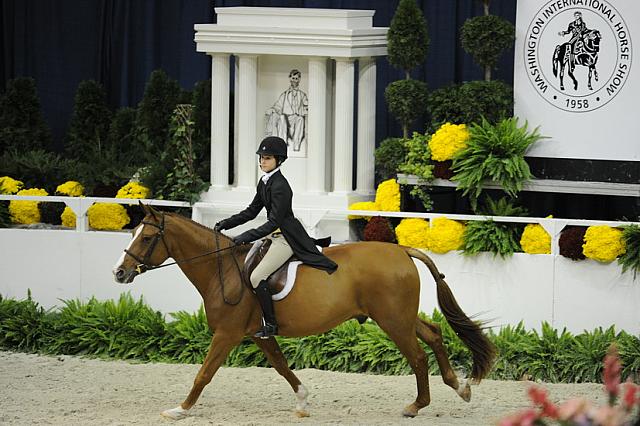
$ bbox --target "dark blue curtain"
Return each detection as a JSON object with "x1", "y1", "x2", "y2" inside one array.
[{"x1": 1, "y1": 0, "x2": 516, "y2": 149}]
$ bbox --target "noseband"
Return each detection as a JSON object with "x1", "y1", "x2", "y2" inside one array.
[
  {"x1": 124, "y1": 214, "x2": 170, "y2": 274},
  {"x1": 122, "y1": 213, "x2": 245, "y2": 305}
]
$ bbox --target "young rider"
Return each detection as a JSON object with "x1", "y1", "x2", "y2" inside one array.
[{"x1": 214, "y1": 136, "x2": 338, "y2": 338}]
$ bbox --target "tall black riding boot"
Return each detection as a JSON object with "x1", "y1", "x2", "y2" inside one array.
[{"x1": 254, "y1": 280, "x2": 278, "y2": 339}]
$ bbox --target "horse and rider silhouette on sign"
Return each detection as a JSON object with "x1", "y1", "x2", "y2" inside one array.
[{"x1": 553, "y1": 10, "x2": 602, "y2": 91}]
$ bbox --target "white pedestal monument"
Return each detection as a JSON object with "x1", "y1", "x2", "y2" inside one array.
[{"x1": 193, "y1": 7, "x2": 388, "y2": 240}]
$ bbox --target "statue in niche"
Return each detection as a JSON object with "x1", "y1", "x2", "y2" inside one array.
[{"x1": 265, "y1": 69, "x2": 308, "y2": 153}]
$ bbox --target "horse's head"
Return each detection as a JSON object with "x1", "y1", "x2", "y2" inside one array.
[
  {"x1": 112, "y1": 202, "x2": 171, "y2": 284},
  {"x1": 584, "y1": 29, "x2": 601, "y2": 51}
]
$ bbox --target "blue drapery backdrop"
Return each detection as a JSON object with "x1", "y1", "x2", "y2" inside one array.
[{"x1": 1, "y1": 0, "x2": 516, "y2": 149}]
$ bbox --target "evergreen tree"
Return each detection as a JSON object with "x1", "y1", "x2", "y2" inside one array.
[
  {"x1": 0, "y1": 77, "x2": 52, "y2": 153},
  {"x1": 192, "y1": 79, "x2": 211, "y2": 181},
  {"x1": 385, "y1": 0, "x2": 430, "y2": 138},
  {"x1": 65, "y1": 80, "x2": 113, "y2": 160},
  {"x1": 461, "y1": 15, "x2": 515, "y2": 81},
  {"x1": 387, "y1": 0, "x2": 430, "y2": 79},
  {"x1": 135, "y1": 69, "x2": 181, "y2": 154},
  {"x1": 107, "y1": 107, "x2": 137, "y2": 163}
]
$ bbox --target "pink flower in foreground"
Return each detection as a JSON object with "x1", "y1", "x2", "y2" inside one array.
[
  {"x1": 557, "y1": 397, "x2": 591, "y2": 421},
  {"x1": 622, "y1": 381, "x2": 639, "y2": 410},
  {"x1": 590, "y1": 404, "x2": 626, "y2": 426},
  {"x1": 603, "y1": 345, "x2": 622, "y2": 397},
  {"x1": 498, "y1": 408, "x2": 539, "y2": 426},
  {"x1": 527, "y1": 386, "x2": 559, "y2": 419}
]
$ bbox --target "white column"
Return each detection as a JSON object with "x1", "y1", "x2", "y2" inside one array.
[
  {"x1": 236, "y1": 55, "x2": 258, "y2": 190},
  {"x1": 210, "y1": 54, "x2": 230, "y2": 189},
  {"x1": 332, "y1": 58, "x2": 355, "y2": 193},
  {"x1": 307, "y1": 57, "x2": 328, "y2": 194},
  {"x1": 356, "y1": 57, "x2": 376, "y2": 195}
]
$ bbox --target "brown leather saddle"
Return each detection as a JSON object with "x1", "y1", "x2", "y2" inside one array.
[
  {"x1": 242, "y1": 236, "x2": 332, "y2": 295},
  {"x1": 242, "y1": 236, "x2": 368, "y2": 324}
]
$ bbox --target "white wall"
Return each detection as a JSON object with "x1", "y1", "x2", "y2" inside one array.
[
  {"x1": 1, "y1": 229, "x2": 638, "y2": 333},
  {"x1": 0, "y1": 229, "x2": 201, "y2": 315}
]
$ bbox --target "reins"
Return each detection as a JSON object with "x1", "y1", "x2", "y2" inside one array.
[
  {"x1": 138, "y1": 242, "x2": 237, "y2": 272},
  {"x1": 123, "y1": 213, "x2": 246, "y2": 305}
]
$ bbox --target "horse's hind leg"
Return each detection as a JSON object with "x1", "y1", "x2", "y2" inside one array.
[
  {"x1": 375, "y1": 318, "x2": 430, "y2": 417},
  {"x1": 252, "y1": 336, "x2": 310, "y2": 418},
  {"x1": 416, "y1": 318, "x2": 471, "y2": 402},
  {"x1": 162, "y1": 332, "x2": 243, "y2": 419}
]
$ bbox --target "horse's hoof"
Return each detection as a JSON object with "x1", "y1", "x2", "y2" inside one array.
[
  {"x1": 161, "y1": 406, "x2": 189, "y2": 420},
  {"x1": 295, "y1": 409, "x2": 310, "y2": 418},
  {"x1": 457, "y1": 379, "x2": 471, "y2": 402},
  {"x1": 402, "y1": 404, "x2": 419, "y2": 418}
]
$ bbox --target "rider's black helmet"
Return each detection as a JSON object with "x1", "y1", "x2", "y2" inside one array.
[{"x1": 256, "y1": 136, "x2": 288, "y2": 159}]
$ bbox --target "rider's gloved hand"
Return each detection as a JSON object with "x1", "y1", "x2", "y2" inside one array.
[
  {"x1": 232, "y1": 234, "x2": 251, "y2": 246},
  {"x1": 214, "y1": 220, "x2": 229, "y2": 232}
]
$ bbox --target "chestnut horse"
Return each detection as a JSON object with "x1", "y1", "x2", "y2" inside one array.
[{"x1": 112, "y1": 205, "x2": 495, "y2": 419}]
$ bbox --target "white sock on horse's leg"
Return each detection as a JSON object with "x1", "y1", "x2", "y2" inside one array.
[
  {"x1": 295, "y1": 384, "x2": 310, "y2": 417},
  {"x1": 161, "y1": 406, "x2": 189, "y2": 420}
]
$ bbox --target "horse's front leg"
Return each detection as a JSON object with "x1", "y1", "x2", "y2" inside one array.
[
  {"x1": 162, "y1": 332, "x2": 243, "y2": 420},
  {"x1": 252, "y1": 336, "x2": 310, "y2": 417}
]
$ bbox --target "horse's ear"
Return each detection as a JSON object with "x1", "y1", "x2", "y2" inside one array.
[
  {"x1": 148, "y1": 205, "x2": 161, "y2": 220},
  {"x1": 139, "y1": 200, "x2": 150, "y2": 215}
]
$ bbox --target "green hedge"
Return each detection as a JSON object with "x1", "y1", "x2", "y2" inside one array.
[{"x1": 1, "y1": 292, "x2": 638, "y2": 383}]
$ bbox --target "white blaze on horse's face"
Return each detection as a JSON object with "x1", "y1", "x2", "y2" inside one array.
[{"x1": 112, "y1": 224, "x2": 145, "y2": 284}]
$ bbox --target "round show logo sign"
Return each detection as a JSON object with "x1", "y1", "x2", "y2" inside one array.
[{"x1": 524, "y1": 0, "x2": 632, "y2": 113}]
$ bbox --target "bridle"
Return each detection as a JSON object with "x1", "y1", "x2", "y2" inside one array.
[{"x1": 123, "y1": 213, "x2": 245, "y2": 305}]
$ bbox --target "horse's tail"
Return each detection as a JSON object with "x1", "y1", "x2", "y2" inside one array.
[
  {"x1": 403, "y1": 247, "x2": 496, "y2": 381},
  {"x1": 553, "y1": 45, "x2": 560, "y2": 77}
]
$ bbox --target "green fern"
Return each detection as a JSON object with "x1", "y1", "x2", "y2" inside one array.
[
  {"x1": 561, "y1": 326, "x2": 616, "y2": 382},
  {"x1": 162, "y1": 306, "x2": 212, "y2": 364},
  {"x1": 618, "y1": 224, "x2": 640, "y2": 279},
  {"x1": 618, "y1": 331, "x2": 640, "y2": 380},
  {"x1": 2, "y1": 293, "x2": 640, "y2": 383},
  {"x1": 489, "y1": 322, "x2": 534, "y2": 381},
  {"x1": 462, "y1": 198, "x2": 527, "y2": 257},
  {"x1": 452, "y1": 117, "x2": 544, "y2": 205}
]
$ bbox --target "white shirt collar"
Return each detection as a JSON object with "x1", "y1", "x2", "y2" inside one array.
[{"x1": 261, "y1": 167, "x2": 280, "y2": 184}]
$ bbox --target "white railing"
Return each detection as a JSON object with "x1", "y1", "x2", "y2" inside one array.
[
  {"x1": 339, "y1": 209, "x2": 638, "y2": 255},
  {"x1": 0, "y1": 195, "x2": 191, "y2": 232},
  {"x1": 3, "y1": 195, "x2": 637, "y2": 253}
]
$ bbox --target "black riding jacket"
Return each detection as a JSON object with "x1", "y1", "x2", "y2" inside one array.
[{"x1": 222, "y1": 170, "x2": 338, "y2": 274}]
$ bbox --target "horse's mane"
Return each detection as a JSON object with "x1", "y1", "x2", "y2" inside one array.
[{"x1": 164, "y1": 212, "x2": 250, "y2": 255}]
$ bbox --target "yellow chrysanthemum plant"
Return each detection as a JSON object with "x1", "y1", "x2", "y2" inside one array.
[
  {"x1": 87, "y1": 203, "x2": 131, "y2": 231},
  {"x1": 428, "y1": 217, "x2": 466, "y2": 254},
  {"x1": 395, "y1": 218, "x2": 430, "y2": 249},
  {"x1": 582, "y1": 225, "x2": 626, "y2": 263},
  {"x1": 116, "y1": 182, "x2": 152, "y2": 199},
  {"x1": 56, "y1": 181, "x2": 86, "y2": 228},
  {"x1": 86, "y1": 181, "x2": 150, "y2": 231},
  {"x1": 0, "y1": 176, "x2": 24, "y2": 195},
  {"x1": 375, "y1": 178, "x2": 401, "y2": 212},
  {"x1": 429, "y1": 123, "x2": 470, "y2": 162},
  {"x1": 9, "y1": 188, "x2": 49, "y2": 224},
  {"x1": 347, "y1": 178, "x2": 400, "y2": 222},
  {"x1": 348, "y1": 201, "x2": 379, "y2": 221},
  {"x1": 520, "y1": 223, "x2": 552, "y2": 255}
]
